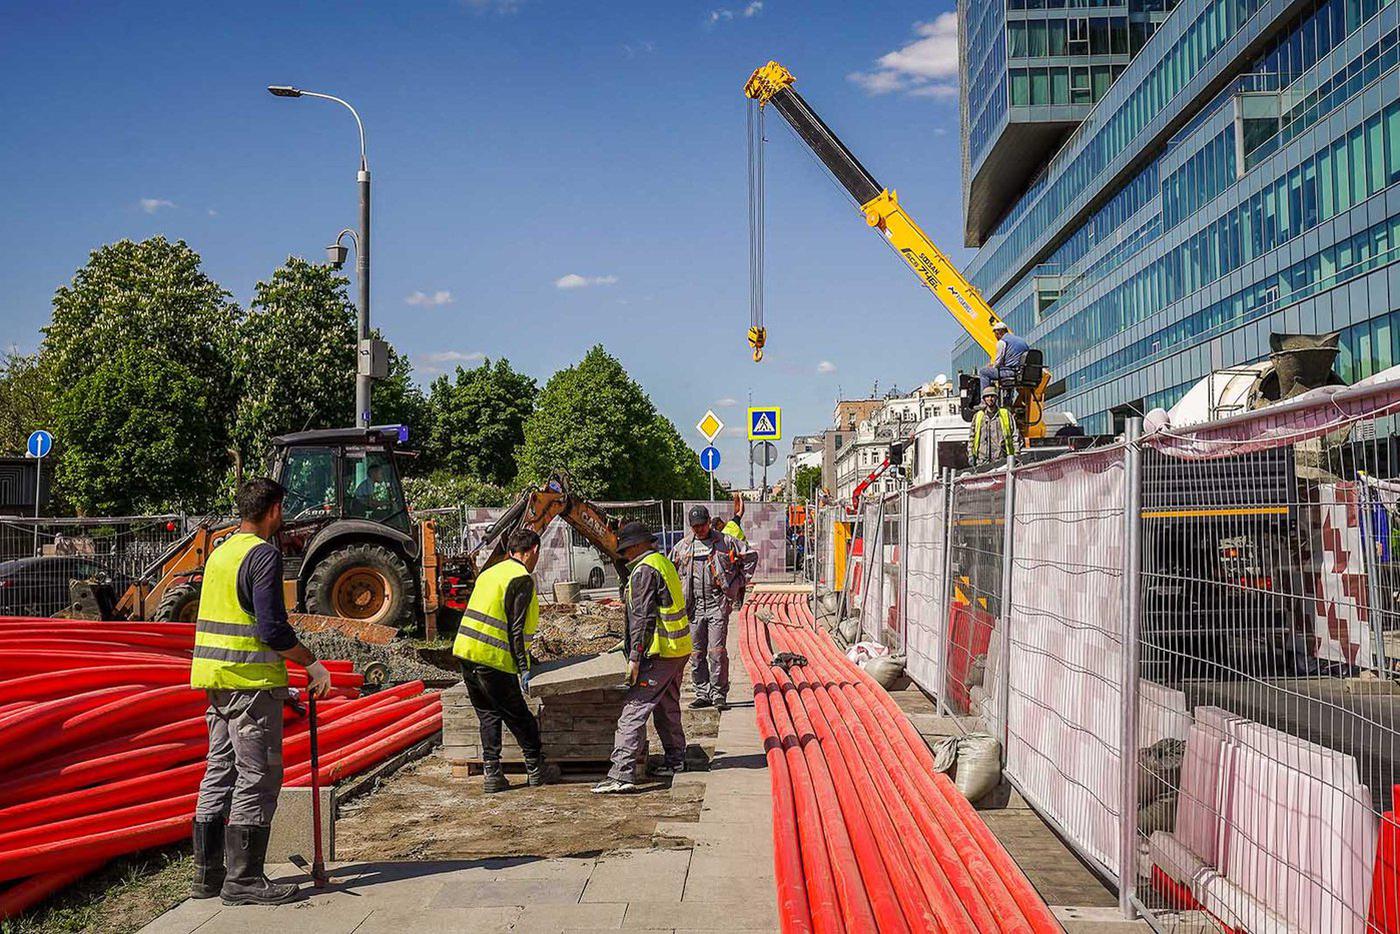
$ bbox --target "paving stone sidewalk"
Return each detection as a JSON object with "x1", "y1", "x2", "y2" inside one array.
[{"x1": 140, "y1": 619, "x2": 779, "y2": 934}]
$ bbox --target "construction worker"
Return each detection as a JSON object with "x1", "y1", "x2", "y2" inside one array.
[
  {"x1": 452, "y1": 528, "x2": 557, "y2": 792},
  {"x1": 978, "y1": 321, "x2": 1030, "y2": 395},
  {"x1": 969, "y1": 385, "x2": 1021, "y2": 469},
  {"x1": 190, "y1": 478, "x2": 333, "y2": 906},
  {"x1": 670, "y1": 505, "x2": 756, "y2": 710},
  {"x1": 593, "y1": 521, "x2": 692, "y2": 794}
]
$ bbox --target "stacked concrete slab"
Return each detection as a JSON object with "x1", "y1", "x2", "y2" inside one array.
[{"x1": 441, "y1": 653, "x2": 719, "y2": 773}]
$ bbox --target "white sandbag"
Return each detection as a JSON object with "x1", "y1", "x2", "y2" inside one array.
[{"x1": 862, "y1": 654, "x2": 905, "y2": 690}]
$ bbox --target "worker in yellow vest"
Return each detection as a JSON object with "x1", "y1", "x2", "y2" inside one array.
[
  {"x1": 452, "y1": 528, "x2": 557, "y2": 792},
  {"x1": 593, "y1": 521, "x2": 694, "y2": 794},
  {"x1": 190, "y1": 478, "x2": 332, "y2": 907},
  {"x1": 969, "y1": 385, "x2": 1021, "y2": 469}
]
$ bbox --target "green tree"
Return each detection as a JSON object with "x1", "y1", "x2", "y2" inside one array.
[
  {"x1": 423, "y1": 358, "x2": 537, "y2": 485},
  {"x1": 370, "y1": 340, "x2": 431, "y2": 469},
  {"x1": 232, "y1": 257, "x2": 357, "y2": 467},
  {"x1": 43, "y1": 238, "x2": 241, "y2": 513},
  {"x1": 0, "y1": 352, "x2": 55, "y2": 456},
  {"x1": 402, "y1": 469, "x2": 508, "y2": 510},
  {"x1": 794, "y1": 464, "x2": 823, "y2": 502},
  {"x1": 517, "y1": 345, "x2": 708, "y2": 501}
]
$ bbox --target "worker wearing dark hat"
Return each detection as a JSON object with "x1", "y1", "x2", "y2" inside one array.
[
  {"x1": 669, "y1": 505, "x2": 755, "y2": 710},
  {"x1": 593, "y1": 520, "x2": 693, "y2": 794}
]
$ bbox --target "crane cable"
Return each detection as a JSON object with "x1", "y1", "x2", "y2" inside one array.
[{"x1": 747, "y1": 101, "x2": 767, "y2": 363}]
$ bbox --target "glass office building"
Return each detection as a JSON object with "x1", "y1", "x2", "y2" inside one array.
[
  {"x1": 962, "y1": 0, "x2": 1179, "y2": 244},
  {"x1": 956, "y1": 0, "x2": 1400, "y2": 433}
]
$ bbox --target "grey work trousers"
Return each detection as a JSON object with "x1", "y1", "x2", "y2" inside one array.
[
  {"x1": 606, "y1": 655, "x2": 688, "y2": 783},
  {"x1": 195, "y1": 688, "x2": 288, "y2": 826},
  {"x1": 689, "y1": 606, "x2": 730, "y2": 702}
]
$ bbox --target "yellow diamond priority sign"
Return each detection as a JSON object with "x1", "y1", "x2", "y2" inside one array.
[{"x1": 697, "y1": 410, "x2": 724, "y2": 443}]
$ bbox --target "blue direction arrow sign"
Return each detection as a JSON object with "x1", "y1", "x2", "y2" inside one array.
[
  {"x1": 26, "y1": 430, "x2": 53, "y2": 459},
  {"x1": 699, "y1": 445, "x2": 722, "y2": 472}
]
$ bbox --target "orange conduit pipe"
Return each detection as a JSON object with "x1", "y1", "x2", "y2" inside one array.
[
  {"x1": 740, "y1": 594, "x2": 1064, "y2": 934},
  {"x1": 785, "y1": 600, "x2": 1060, "y2": 932},
  {"x1": 737, "y1": 608, "x2": 826, "y2": 934},
  {"x1": 744, "y1": 602, "x2": 878, "y2": 933}
]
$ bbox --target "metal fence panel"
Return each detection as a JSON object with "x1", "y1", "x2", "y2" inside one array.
[
  {"x1": 1004, "y1": 447, "x2": 1128, "y2": 877},
  {"x1": 675, "y1": 500, "x2": 789, "y2": 579},
  {"x1": 905, "y1": 481, "x2": 947, "y2": 693},
  {"x1": 945, "y1": 471, "x2": 1007, "y2": 727}
]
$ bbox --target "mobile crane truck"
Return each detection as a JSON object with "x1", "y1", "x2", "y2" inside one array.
[{"x1": 743, "y1": 60, "x2": 1054, "y2": 442}]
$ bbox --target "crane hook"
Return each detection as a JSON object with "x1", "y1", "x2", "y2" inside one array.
[{"x1": 748, "y1": 326, "x2": 766, "y2": 363}]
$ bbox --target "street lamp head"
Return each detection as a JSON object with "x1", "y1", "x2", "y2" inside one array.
[
  {"x1": 267, "y1": 85, "x2": 303, "y2": 98},
  {"x1": 326, "y1": 242, "x2": 348, "y2": 269}
]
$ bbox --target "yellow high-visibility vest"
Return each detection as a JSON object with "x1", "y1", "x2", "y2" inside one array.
[
  {"x1": 453, "y1": 559, "x2": 539, "y2": 674},
  {"x1": 190, "y1": 533, "x2": 289, "y2": 691},
  {"x1": 722, "y1": 519, "x2": 746, "y2": 541},
  {"x1": 971, "y1": 408, "x2": 1015, "y2": 460},
  {"x1": 629, "y1": 552, "x2": 693, "y2": 659}
]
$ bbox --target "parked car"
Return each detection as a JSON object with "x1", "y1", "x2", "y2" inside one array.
[
  {"x1": 0, "y1": 556, "x2": 134, "y2": 618},
  {"x1": 570, "y1": 535, "x2": 618, "y2": 590}
]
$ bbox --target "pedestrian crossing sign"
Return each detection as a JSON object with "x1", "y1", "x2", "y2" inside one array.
[{"x1": 747, "y1": 406, "x2": 782, "y2": 441}]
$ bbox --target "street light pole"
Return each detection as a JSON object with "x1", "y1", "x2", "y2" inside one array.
[{"x1": 268, "y1": 86, "x2": 373, "y2": 427}]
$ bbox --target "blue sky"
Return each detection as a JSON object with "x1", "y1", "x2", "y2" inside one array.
[{"x1": 0, "y1": 0, "x2": 969, "y2": 487}]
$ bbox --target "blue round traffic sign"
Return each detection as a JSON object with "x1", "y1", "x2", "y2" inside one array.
[
  {"x1": 26, "y1": 430, "x2": 53, "y2": 459},
  {"x1": 699, "y1": 445, "x2": 721, "y2": 472}
]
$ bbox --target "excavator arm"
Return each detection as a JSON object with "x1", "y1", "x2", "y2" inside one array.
[
  {"x1": 470, "y1": 475, "x2": 629, "y2": 583},
  {"x1": 744, "y1": 61, "x2": 1051, "y2": 436}
]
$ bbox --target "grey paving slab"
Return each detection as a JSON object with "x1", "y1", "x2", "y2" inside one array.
[
  {"x1": 427, "y1": 877, "x2": 589, "y2": 908},
  {"x1": 528, "y1": 652, "x2": 628, "y2": 697},
  {"x1": 192, "y1": 899, "x2": 373, "y2": 934},
  {"x1": 619, "y1": 900, "x2": 778, "y2": 930},
  {"x1": 352, "y1": 906, "x2": 521, "y2": 933},
  {"x1": 511, "y1": 901, "x2": 628, "y2": 930},
  {"x1": 581, "y1": 850, "x2": 691, "y2": 904}
]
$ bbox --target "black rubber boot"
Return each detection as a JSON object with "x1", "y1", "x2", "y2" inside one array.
[
  {"x1": 220, "y1": 824, "x2": 302, "y2": 906},
  {"x1": 190, "y1": 818, "x2": 225, "y2": 899},
  {"x1": 525, "y1": 755, "x2": 561, "y2": 787},
  {"x1": 483, "y1": 761, "x2": 511, "y2": 793}
]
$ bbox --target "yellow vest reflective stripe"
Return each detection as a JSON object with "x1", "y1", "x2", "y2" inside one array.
[
  {"x1": 452, "y1": 559, "x2": 539, "y2": 674},
  {"x1": 971, "y1": 408, "x2": 1014, "y2": 459},
  {"x1": 722, "y1": 520, "x2": 746, "y2": 541},
  {"x1": 629, "y1": 551, "x2": 693, "y2": 659},
  {"x1": 190, "y1": 533, "x2": 289, "y2": 690}
]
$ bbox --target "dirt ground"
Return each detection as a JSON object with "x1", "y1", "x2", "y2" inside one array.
[
  {"x1": 531, "y1": 600, "x2": 626, "y2": 661},
  {"x1": 334, "y1": 755, "x2": 701, "y2": 861}
]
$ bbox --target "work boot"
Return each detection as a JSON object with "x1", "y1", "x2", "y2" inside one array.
[
  {"x1": 525, "y1": 755, "x2": 561, "y2": 787},
  {"x1": 190, "y1": 817, "x2": 225, "y2": 899},
  {"x1": 688, "y1": 694, "x2": 713, "y2": 709},
  {"x1": 220, "y1": 824, "x2": 302, "y2": 906},
  {"x1": 482, "y1": 761, "x2": 511, "y2": 793}
]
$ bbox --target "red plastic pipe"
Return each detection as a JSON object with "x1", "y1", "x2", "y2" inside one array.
[
  {"x1": 0, "y1": 860, "x2": 103, "y2": 921},
  {"x1": 0, "y1": 814, "x2": 189, "y2": 884}
]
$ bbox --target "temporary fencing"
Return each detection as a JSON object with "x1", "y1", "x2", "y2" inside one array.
[
  {"x1": 738, "y1": 592, "x2": 1060, "y2": 933},
  {"x1": 813, "y1": 373, "x2": 1400, "y2": 930},
  {"x1": 0, "y1": 617, "x2": 442, "y2": 921}
]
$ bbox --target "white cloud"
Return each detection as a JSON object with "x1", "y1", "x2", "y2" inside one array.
[
  {"x1": 708, "y1": 1, "x2": 762, "y2": 24},
  {"x1": 716, "y1": 397, "x2": 739, "y2": 407},
  {"x1": 623, "y1": 40, "x2": 656, "y2": 56},
  {"x1": 425, "y1": 350, "x2": 485, "y2": 364},
  {"x1": 405, "y1": 289, "x2": 454, "y2": 307},
  {"x1": 206, "y1": 208, "x2": 219, "y2": 216},
  {"x1": 139, "y1": 198, "x2": 175, "y2": 214},
  {"x1": 721, "y1": 426, "x2": 745, "y2": 438},
  {"x1": 416, "y1": 349, "x2": 486, "y2": 374},
  {"x1": 555, "y1": 273, "x2": 619, "y2": 290},
  {"x1": 817, "y1": 360, "x2": 837, "y2": 374},
  {"x1": 848, "y1": 13, "x2": 960, "y2": 100}
]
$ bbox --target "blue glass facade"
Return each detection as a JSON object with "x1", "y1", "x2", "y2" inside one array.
[{"x1": 956, "y1": 0, "x2": 1400, "y2": 432}]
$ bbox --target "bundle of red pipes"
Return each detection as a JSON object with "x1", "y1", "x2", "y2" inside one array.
[
  {"x1": 0, "y1": 617, "x2": 443, "y2": 921},
  {"x1": 738, "y1": 593, "x2": 1063, "y2": 934}
]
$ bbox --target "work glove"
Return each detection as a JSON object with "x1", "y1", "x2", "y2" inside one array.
[
  {"x1": 519, "y1": 670, "x2": 532, "y2": 694},
  {"x1": 304, "y1": 660, "x2": 333, "y2": 699}
]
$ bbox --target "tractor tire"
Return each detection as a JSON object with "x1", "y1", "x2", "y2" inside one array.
[
  {"x1": 153, "y1": 581, "x2": 202, "y2": 623},
  {"x1": 305, "y1": 543, "x2": 418, "y2": 631}
]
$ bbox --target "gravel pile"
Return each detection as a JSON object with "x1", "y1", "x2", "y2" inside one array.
[
  {"x1": 297, "y1": 627, "x2": 458, "y2": 685},
  {"x1": 532, "y1": 600, "x2": 626, "y2": 661}
]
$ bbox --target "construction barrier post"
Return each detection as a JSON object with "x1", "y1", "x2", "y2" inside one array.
[
  {"x1": 996, "y1": 455, "x2": 1016, "y2": 750},
  {"x1": 1118, "y1": 418, "x2": 1143, "y2": 919},
  {"x1": 937, "y1": 468, "x2": 956, "y2": 719},
  {"x1": 898, "y1": 486, "x2": 909, "y2": 657}
]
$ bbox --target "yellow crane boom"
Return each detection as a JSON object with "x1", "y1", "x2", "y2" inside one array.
[{"x1": 744, "y1": 60, "x2": 1050, "y2": 436}]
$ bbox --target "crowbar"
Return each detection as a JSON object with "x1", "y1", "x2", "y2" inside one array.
[{"x1": 308, "y1": 693, "x2": 329, "y2": 888}]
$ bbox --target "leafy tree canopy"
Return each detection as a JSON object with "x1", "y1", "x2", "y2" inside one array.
[{"x1": 423, "y1": 358, "x2": 537, "y2": 485}]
